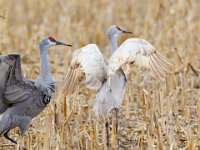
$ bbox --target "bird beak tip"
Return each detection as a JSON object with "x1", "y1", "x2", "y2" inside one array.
[
  {"x1": 124, "y1": 31, "x2": 132, "y2": 34},
  {"x1": 56, "y1": 41, "x2": 72, "y2": 47},
  {"x1": 122, "y1": 30, "x2": 132, "y2": 34},
  {"x1": 63, "y1": 44, "x2": 72, "y2": 47}
]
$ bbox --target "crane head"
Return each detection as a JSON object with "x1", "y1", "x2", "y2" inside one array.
[
  {"x1": 107, "y1": 25, "x2": 132, "y2": 38},
  {"x1": 40, "y1": 36, "x2": 72, "y2": 49}
]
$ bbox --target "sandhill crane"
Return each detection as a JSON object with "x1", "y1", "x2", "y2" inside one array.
[
  {"x1": 62, "y1": 25, "x2": 174, "y2": 145},
  {"x1": 0, "y1": 36, "x2": 71, "y2": 145}
]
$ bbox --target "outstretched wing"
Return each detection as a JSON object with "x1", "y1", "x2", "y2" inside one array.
[
  {"x1": 108, "y1": 38, "x2": 174, "y2": 79},
  {"x1": 0, "y1": 54, "x2": 22, "y2": 89},
  {"x1": 0, "y1": 54, "x2": 24, "y2": 113},
  {"x1": 0, "y1": 54, "x2": 50, "y2": 115},
  {"x1": 1, "y1": 54, "x2": 32, "y2": 105},
  {"x1": 63, "y1": 44, "x2": 107, "y2": 95}
]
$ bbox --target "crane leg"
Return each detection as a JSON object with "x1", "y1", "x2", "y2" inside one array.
[{"x1": 4, "y1": 130, "x2": 17, "y2": 144}]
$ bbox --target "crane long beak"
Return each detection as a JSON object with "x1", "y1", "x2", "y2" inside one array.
[
  {"x1": 56, "y1": 41, "x2": 72, "y2": 47},
  {"x1": 122, "y1": 30, "x2": 132, "y2": 34}
]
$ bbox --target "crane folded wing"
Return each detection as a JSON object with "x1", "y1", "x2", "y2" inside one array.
[
  {"x1": 108, "y1": 38, "x2": 174, "y2": 79},
  {"x1": 62, "y1": 44, "x2": 107, "y2": 95}
]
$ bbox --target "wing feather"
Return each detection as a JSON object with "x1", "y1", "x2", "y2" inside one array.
[
  {"x1": 150, "y1": 55, "x2": 165, "y2": 76},
  {"x1": 0, "y1": 54, "x2": 51, "y2": 112},
  {"x1": 0, "y1": 54, "x2": 24, "y2": 112},
  {"x1": 108, "y1": 38, "x2": 174, "y2": 79},
  {"x1": 1, "y1": 54, "x2": 40, "y2": 105},
  {"x1": 150, "y1": 56, "x2": 165, "y2": 78},
  {"x1": 63, "y1": 44, "x2": 107, "y2": 95},
  {"x1": 153, "y1": 53, "x2": 172, "y2": 73},
  {"x1": 4, "y1": 84, "x2": 32, "y2": 104}
]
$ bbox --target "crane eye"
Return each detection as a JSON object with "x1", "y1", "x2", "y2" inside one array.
[
  {"x1": 116, "y1": 26, "x2": 122, "y2": 31},
  {"x1": 49, "y1": 36, "x2": 56, "y2": 42}
]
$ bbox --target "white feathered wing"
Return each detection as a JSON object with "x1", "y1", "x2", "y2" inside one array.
[
  {"x1": 63, "y1": 44, "x2": 107, "y2": 95},
  {"x1": 108, "y1": 38, "x2": 174, "y2": 78}
]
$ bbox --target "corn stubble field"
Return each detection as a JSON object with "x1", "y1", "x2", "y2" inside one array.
[{"x1": 0, "y1": 0, "x2": 200, "y2": 149}]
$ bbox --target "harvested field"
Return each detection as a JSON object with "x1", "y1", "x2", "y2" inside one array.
[{"x1": 0, "y1": 0, "x2": 200, "y2": 149}]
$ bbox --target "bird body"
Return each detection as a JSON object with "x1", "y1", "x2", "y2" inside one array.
[
  {"x1": 94, "y1": 69, "x2": 126, "y2": 118},
  {"x1": 0, "y1": 37, "x2": 71, "y2": 144}
]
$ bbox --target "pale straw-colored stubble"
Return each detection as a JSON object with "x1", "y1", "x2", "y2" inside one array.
[{"x1": 0, "y1": 0, "x2": 200, "y2": 149}]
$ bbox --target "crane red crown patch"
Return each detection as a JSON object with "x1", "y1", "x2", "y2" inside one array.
[{"x1": 49, "y1": 36, "x2": 56, "y2": 42}]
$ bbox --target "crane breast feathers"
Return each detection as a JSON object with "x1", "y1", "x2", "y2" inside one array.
[
  {"x1": 108, "y1": 38, "x2": 174, "y2": 79},
  {"x1": 63, "y1": 44, "x2": 107, "y2": 95}
]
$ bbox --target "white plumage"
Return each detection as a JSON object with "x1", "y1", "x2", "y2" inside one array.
[
  {"x1": 108, "y1": 38, "x2": 174, "y2": 79},
  {"x1": 63, "y1": 44, "x2": 107, "y2": 94},
  {"x1": 93, "y1": 69, "x2": 126, "y2": 119}
]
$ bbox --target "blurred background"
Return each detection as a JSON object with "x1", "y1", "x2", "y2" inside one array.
[{"x1": 0, "y1": 0, "x2": 200, "y2": 149}]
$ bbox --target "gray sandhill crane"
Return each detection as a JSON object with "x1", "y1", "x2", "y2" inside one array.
[
  {"x1": 62, "y1": 25, "x2": 174, "y2": 143},
  {"x1": 0, "y1": 36, "x2": 71, "y2": 144}
]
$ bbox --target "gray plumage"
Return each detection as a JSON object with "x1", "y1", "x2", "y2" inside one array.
[{"x1": 0, "y1": 36, "x2": 71, "y2": 144}]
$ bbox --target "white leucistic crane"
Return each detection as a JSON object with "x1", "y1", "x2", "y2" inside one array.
[{"x1": 62, "y1": 25, "x2": 174, "y2": 144}]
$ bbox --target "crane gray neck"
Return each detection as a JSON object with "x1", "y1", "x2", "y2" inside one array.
[
  {"x1": 108, "y1": 35, "x2": 118, "y2": 54},
  {"x1": 38, "y1": 44, "x2": 55, "y2": 84}
]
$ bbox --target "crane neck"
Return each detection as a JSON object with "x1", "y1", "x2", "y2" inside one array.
[
  {"x1": 38, "y1": 45, "x2": 55, "y2": 84},
  {"x1": 108, "y1": 35, "x2": 118, "y2": 54}
]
